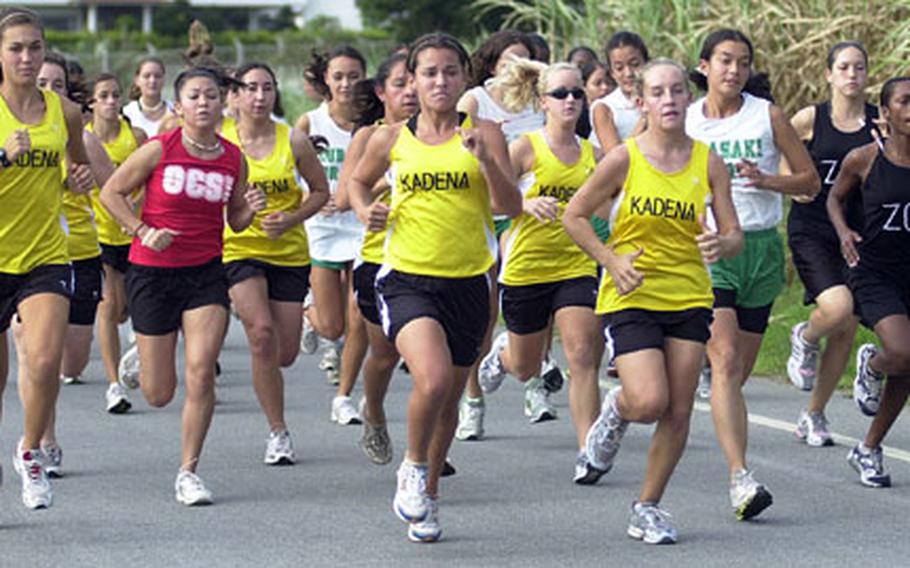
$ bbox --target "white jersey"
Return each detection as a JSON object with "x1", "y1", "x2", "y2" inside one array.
[
  {"x1": 686, "y1": 93, "x2": 782, "y2": 231},
  {"x1": 466, "y1": 84, "x2": 544, "y2": 144},
  {"x1": 590, "y1": 89, "x2": 640, "y2": 147},
  {"x1": 121, "y1": 99, "x2": 173, "y2": 137},
  {"x1": 304, "y1": 102, "x2": 363, "y2": 262}
]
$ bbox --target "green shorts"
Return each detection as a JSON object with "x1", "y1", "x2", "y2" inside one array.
[
  {"x1": 311, "y1": 259, "x2": 349, "y2": 271},
  {"x1": 591, "y1": 215, "x2": 611, "y2": 243},
  {"x1": 709, "y1": 227, "x2": 785, "y2": 308},
  {"x1": 494, "y1": 217, "x2": 512, "y2": 239}
]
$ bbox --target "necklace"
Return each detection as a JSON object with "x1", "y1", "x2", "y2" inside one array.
[
  {"x1": 182, "y1": 131, "x2": 222, "y2": 153},
  {"x1": 139, "y1": 98, "x2": 165, "y2": 114}
]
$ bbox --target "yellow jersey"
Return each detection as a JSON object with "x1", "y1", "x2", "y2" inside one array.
[
  {"x1": 221, "y1": 120, "x2": 309, "y2": 266},
  {"x1": 386, "y1": 116, "x2": 495, "y2": 277},
  {"x1": 597, "y1": 137, "x2": 714, "y2": 313},
  {"x1": 360, "y1": 188, "x2": 390, "y2": 264},
  {"x1": 60, "y1": 158, "x2": 100, "y2": 261},
  {"x1": 86, "y1": 118, "x2": 139, "y2": 246},
  {"x1": 501, "y1": 131, "x2": 597, "y2": 285},
  {"x1": 0, "y1": 90, "x2": 68, "y2": 274}
]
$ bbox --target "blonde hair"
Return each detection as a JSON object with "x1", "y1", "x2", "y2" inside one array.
[
  {"x1": 635, "y1": 58, "x2": 690, "y2": 98},
  {"x1": 491, "y1": 56, "x2": 580, "y2": 113}
]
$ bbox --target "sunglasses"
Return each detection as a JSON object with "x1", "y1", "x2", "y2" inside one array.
[{"x1": 545, "y1": 87, "x2": 585, "y2": 100}]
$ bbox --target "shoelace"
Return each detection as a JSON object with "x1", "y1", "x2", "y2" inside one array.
[
  {"x1": 640, "y1": 504, "x2": 673, "y2": 531},
  {"x1": 809, "y1": 412, "x2": 829, "y2": 433},
  {"x1": 180, "y1": 472, "x2": 206, "y2": 494},
  {"x1": 366, "y1": 428, "x2": 389, "y2": 454},
  {"x1": 27, "y1": 462, "x2": 45, "y2": 483},
  {"x1": 860, "y1": 448, "x2": 884, "y2": 473},
  {"x1": 405, "y1": 465, "x2": 427, "y2": 494}
]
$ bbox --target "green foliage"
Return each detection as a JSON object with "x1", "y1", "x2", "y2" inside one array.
[{"x1": 357, "y1": 0, "x2": 502, "y2": 43}]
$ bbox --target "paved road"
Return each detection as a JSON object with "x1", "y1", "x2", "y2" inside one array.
[{"x1": 1, "y1": 322, "x2": 909, "y2": 566}]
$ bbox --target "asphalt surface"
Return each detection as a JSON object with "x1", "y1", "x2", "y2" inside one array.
[{"x1": 1, "y1": 322, "x2": 909, "y2": 566}]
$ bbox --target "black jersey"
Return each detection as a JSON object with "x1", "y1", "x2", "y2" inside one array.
[
  {"x1": 857, "y1": 150, "x2": 910, "y2": 273},
  {"x1": 788, "y1": 102, "x2": 878, "y2": 234}
]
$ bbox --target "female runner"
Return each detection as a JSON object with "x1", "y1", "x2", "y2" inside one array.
[
  {"x1": 686, "y1": 28, "x2": 820, "y2": 520},
  {"x1": 101, "y1": 67, "x2": 265, "y2": 505},
  {"x1": 223, "y1": 61, "x2": 328, "y2": 464},
  {"x1": 121, "y1": 57, "x2": 172, "y2": 137},
  {"x1": 565, "y1": 59, "x2": 741, "y2": 543},
  {"x1": 0, "y1": 7, "x2": 94, "y2": 509},
  {"x1": 349, "y1": 33, "x2": 520, "y2": 542}
]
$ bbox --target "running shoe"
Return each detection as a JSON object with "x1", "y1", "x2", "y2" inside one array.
[
  {"x1": 13, "y1": 442, "x2": 52, "y2": 509},
  {"x1": 787, "y1": 321, "x2": 820, "y2": 391},
  {"x1": 42, "y1": 444, "x2": 63, "y2": 478},
  {"x1": 408, "y1": 497, "x2": 441, "y2": 543},
  {"x1": 455, "y1": 396, "x2": 485, "y2": 441},
  {"x1": 730, "y1": 469, "x2": 773, "y2": 520},
  {"x1": 394, "y1": 460, "x2": 429, "y2": 523},
  {"x1": 118, "y1": 343, "x2": 141, "y2": 390},
  {"x1": 300, "y1": 313, "x2": 319, "y2": 355},
  {"x1": 524, "y1": 378, "x2": 557, "y2": 423},
  {"x1": 697, "y1": 364, "x2": 712, "y2": 400},
  {"x1": 847, "y1": 444, "x2": 891, "y2": 488},
  {"x1": 360, "y1": 423, "x2": 393, "y2": 465},
  {"x1": 264, "y1": 430, "x2": 296, "y2": 466},
  {"x1": 478, "y1": 331, "x2": 508, "y2": 394},
  {"x1": 175, "y1": 470, "x2": 213, "y2": 506},
  {"x1": 854, "y1": 343, "x2": 884, "y2": 416},
  {"x1": 573, "y1": 450, "x2": 607, "y2": 485},
  {"x1": 541, "y1": 355, "x2": 564, "y2": 393},
  {"x1": 794, "y1": 409, "x2": 834, "y2": 447},
  {"x1": 60, "y1": 374, "x2": 83, "y2": 385},
  {"x1": 441, "y1": 460, "x2": 456, "y2": 477},
  {"x1": 105, "y1": 382, "x2": 132, "y2": 414},
  {"x1": 320, "y1": 342, "x2": 341, "y2": 385},
  {"x1": 331, "y1": 395, "x2": 362, "y2": 425},
  {"x1": 585, "y1": 386, "x2": 628, "y2": 473},
  {"x1": 627, "y1": 501, "x2": 677, "y2": 544}
]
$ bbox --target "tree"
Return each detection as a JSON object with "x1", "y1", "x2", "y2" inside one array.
[{"x1": 357, "y1": 0, "x2": 498, "y2": 43}]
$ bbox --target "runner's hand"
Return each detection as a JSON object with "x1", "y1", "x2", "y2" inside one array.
[
  {"x1": 605, "y1": 247, "x2": 644, "y2": 295},
  {"x1": 696, "y1": 214, "x2": 721, "y2": 264},
  {"x1": 523, "y1": 197, "x2": 559, "y2": 223},
  {"x1": 139, "y1": 226, "x2": 180, "y2": 252}
]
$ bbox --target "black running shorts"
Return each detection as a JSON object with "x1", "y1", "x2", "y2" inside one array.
[
  {"x1": 604, "y1": 307, "x2": 713, "y2": 358},
  {"x1": 353, "y1": 261, "x2": 382, "y2": 326},
  {"x1": 224, "y1": 259, "x2": 310, "y2": 303},
  {"x1": 69, "y1": 256, "x2": 103, "y2": 326},
  {"x1": 848, "y1": 263, "x2": 910, "y2": 329},
  {"x1": 376, "y1": 268, "x2": 490, "y2": 367},
  {"x1": 100, "y1": 243, "x2": 131, "y2": 274},
  {"x1": 126, "y1": 257, "x2": 229, "y2": 335},
  {"x1": 500, "y1": 276, "x2": 598, "y2": 334},
  {"x1": 0, "y1": 264, "x2": 73, "y2": 333}
]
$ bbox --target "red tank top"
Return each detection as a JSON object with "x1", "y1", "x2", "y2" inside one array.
[{"x1": 129, "y1": 128, "x2": 243, "y2": 268}]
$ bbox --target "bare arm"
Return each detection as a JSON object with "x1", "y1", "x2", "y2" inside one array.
[
  {"x1": 471, "y1": 119, "x2": 520, "y2": 217},
  {"x1": 336, "y1": 125, "x2": 375, "y2": 211},
  {"x1": 99, "y1": 140, "x2": 161, "y2": 235},
  {"x1": 591, "y1": 103, "x2": 622, "y2": 152},
  {"x1": 510, "y1": 135, "x2": 558, "y2": 223},
  {"x1": 738, "y1": 105, "x2": 821, "y2": 196},
  {"x1": 699, "y1": 151, "x2": 743, "y2": 262},
  {"x1": 349, "y1": 124, "x2": 398, "y2": 232},
  {"x1": 827, "y1": 144, "x2": 874, "y2": 267},
  {"x1": 227, "y1": 158, "x2": 266, "y2": 233},
  {"x1": 81, "y1": 130, "x2": 114, "y2": 189}
]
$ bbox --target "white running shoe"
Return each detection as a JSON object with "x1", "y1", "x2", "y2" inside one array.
[
  {"x1": 847, "y1": 444, "x2": 891, "y2": 488},
  {"x1": 854, "y1": 343, "x2": 884, "y2": 416},
  {"x1": 787, "y1": 322, "x2": 820, "y2": 391},
  {"x1": 105, "y1": 382, "x2": 132, "y2": 414},
  {"x1": 585, "y1": 386, "x2": 628, "y2": 473},
  {"x1": 331, "y1": 395, "x2": 362, "y2": 425},
  {"x1": 455, "y1": 396, "x2": 485, "y2": 441},
  {"x1": 264, "y1": 430, "x2": 296, "y2": 465},
  {"x1": 13, "y1": 442, "x2": 52, "y2": 510},
  {"x1": 394, "y1": 460, "x2": 429, "y2": 523},
  {"x1": 697, "y1": 365, "x2": 712, "y2": 400},
  {"x1": 524, "y1": 378, "x2": 557, "y2": 423},
  {"x1": 478, "y1": 332, "x2": 509, "y2": 394},
  {"x1": 300, "y1": 314, "x2": 319, "y2": 355},
  {"x1": 794, "y1": 409, "x2": 834, "y2": 447},
  {"x1": 42, "y1": 444, "x2": 63, "y2": 478},
  {"x1": 408, "y1": 497, "x2": 441, "y2": 543},
  {"x1": 118, "y1": 343, "x2": 141, "y2": 390},
  {"x1": 175, "y1": 470, "x2": 213, "y2": 506},
  {"x1": 730, "y1": 469, "x2": 773, "y2": 521},
  {"x1": 60, "y1": 374, "x2": 83, "y2": 385},
  {"x1": 319, "y1": 342, "x2": 341, "y2": 385},
  {"x1": 573, "y1": 451, "x2": 607, "y2": 485},
  {"x1": 627, "y1": 501, "x2": 677, "y2": 544}
]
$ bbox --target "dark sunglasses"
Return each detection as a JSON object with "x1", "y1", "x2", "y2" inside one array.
[{"x1": 545, "y1": 87, "x2": 585, "y2": 100}]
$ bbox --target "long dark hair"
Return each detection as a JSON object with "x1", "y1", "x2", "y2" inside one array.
[
  {"x1": 352, "y1": 53, "x2": 408, "y2": 131},
  {"x1": 303, "y1": 45, "x2": 367, "y2": 101},
  {"x1": 689, "y1": 28, "x2": 773, "y2": 102},
  {"x1": 469, "y1": 30, "x2": 534, "y2": 88}
]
